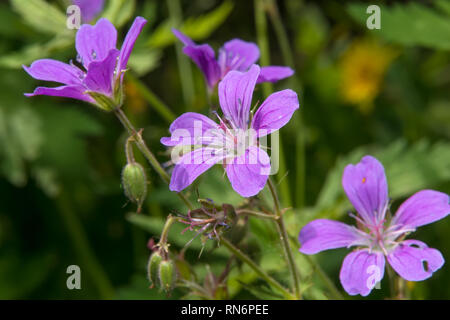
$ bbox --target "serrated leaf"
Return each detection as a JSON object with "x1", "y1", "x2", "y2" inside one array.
[
  {"x1": 347, "y1": 2, "x2": 450, "y2": 50},
  {"x1": 10, "y1": 0, "x2": 67, "y2": 35}
]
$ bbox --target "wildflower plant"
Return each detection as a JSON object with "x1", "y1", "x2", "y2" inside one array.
[{"x1": 19, "y1": 0, "x2": 450, "y2": 302}]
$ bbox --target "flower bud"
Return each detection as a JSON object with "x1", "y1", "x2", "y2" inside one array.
[
  {"x1": 147, "y1": 251, "x2": 163, "y2": 288},
  {"x1": 159, "y1": 259, "x2": 176, "y2": 293},
  {"x1": 121, "y1": 162, "x2": 147, "y2": 211}
]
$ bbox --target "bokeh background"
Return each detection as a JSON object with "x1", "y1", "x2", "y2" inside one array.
[{"x1": 0, "y1": 0, "x2": 449, "y2": 299}]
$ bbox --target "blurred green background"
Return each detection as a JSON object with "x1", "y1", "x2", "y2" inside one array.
[{"x1": 0, "y1": 0, "x2": 449, "y2": 299}]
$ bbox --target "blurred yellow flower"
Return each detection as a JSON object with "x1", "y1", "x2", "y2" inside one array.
[
  {"x1": 124, "y1": 80, "x2": 146, "y2": 114},
  {"x1": 339, "y1": 39, "x2": 397, "y2": 112}
]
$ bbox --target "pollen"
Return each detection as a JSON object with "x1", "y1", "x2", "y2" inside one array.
[{"x1": 362, "y1": 177, "x2": 367, "y2": 184}]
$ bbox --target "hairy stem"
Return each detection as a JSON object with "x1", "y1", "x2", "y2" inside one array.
[
  {"x1": 268, "y1": 178, "x2": 301, "y2": 299},
  {"x1": 114, "y1": 107, "x2": 193, "y2": 210},
  {"x1": 219, "y1": 236, "x2": 296, "y2": 300}
]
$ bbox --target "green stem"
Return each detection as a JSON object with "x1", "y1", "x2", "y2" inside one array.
[
  {"x1": 236, "y1": 209, "x2": 278, "y2": 220},
  {"x1": 254, "y1": 0, "x2": 292, "y2": 207},
  {"x1": 254, "y1": 0, "x2": 272, "y2": 98},
  {"x1": 57, "y1": 193, "x2": 114, "y2": 299},
  {"x1": 304, "y1": 255, "x2": 344, "y2": 300},
  {"x1": 267, "y1": 178, "x2": 301, "y2": 298},
  {"x1": 114, "y1": 107, "x2": 193, "y2": 210},
  {"x1": 265, "y1": 0, "x2": 305, "y2": 208},
  {"x1": 167, "y1": 0, "x2": 195, "y2": 107},
  {"x1": 125, "y1": 136, "x2": 135, "y2": 164},
  {"x1": 126, "y1": 73, "x2": 176, "y2": 123},
  {"x1": 219, "y1": 236, "x2": 296, "y2": 300}
]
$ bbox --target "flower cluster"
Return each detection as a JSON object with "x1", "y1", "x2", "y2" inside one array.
[{"x1": 23, "y1": 13, "x2": 449, "y2": 299}]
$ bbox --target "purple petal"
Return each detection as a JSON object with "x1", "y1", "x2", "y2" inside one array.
[
  {"x1": 25, "y1": 85, "x2": 94, "y2": 103},
  {"x1": 183, "y1": 44, "x2": 221, "y2": 89},
  {"x1": 218, "y1": 64, "x2": 260, "y2": 129},
  {"x1": 172, "y1": 28, "x2": 195, "y2": 46},
  {"x1": 225, "y1": 146, "x2": 270, "y2": 197},
  {"x1": 251, "y1": 89, "x2": 299, "y2": 137},
  {"x1": 342, "y1": 155, "x2": 389, "y2": 225},
  {"x1": 117, "y1": 16, "x2": 147, "y2": 78},
  {"x1": 339, "y1": 250, "x2": 385, "y2": 296},
  {"x1": 219, "y1": 39, "x2": 259, "y2": 73},
  {"x1": 84, "y1": 49, "x2": 119, "y2": 96},
  {"x1": 172, "y1": 29, "x2": 220, "y2": 88},
  {"x1": 298, "y1": 219, "x2": 364, "y2": 254},
  {"x1": 387, "y1": 240, "x2": 444, "y2": 281},
  {"x1": 161, "y1": 112, "x2": 220, "y2": 146},
  {"x1": 256, "y1": 66, "x2": 294, "y2": 83},
  {"x1": 73, "y1": 0, "x2": 104, "y2": 23},
  {"x1": 23, "y1": 59, "x2": 83, "y2": 86},
  {"x1": 392, "y1": 190, "x2": 449, "y2": 229},
  {"x1": 75, "y1": 18, "x2": 117, "y2": 68},
  {"x1": 169, "y1": 147, "x2": 225, "y2": 192}
]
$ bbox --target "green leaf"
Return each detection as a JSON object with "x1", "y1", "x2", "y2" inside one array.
[
  {"x1": 10, "y1": 0, "x2": 67, "y2": 35},
  {"x1": 347, "y1": 2, "x2": 450, "y2": 50},
  {"x1": 148, "y1": 1, "x2": 234, "y2": 48},
  {"x1": 0, "y1": 34, "x2": 74, "y2": 69},
  {"x1": 127, "y1": 48, "x2": 161, "y2": 76},
  {"x1": 102, "y1": 0, "x2": 136, "y2": 28}
]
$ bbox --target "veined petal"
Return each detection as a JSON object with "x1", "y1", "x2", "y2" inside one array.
[
  {"x1": 339, "y1": 250, "x2": 385, "y2": 296},
  {"x1": 225, "y1": 146, "x2": 270, "y2": 197},
  {"x1": 183, "y1": 44, "x2": 221, "y2": 89},
  {"x1": 219, "y1": 39, "x2": 259, "y2": 73},
  {"x1": 392, "y1": 190, "x2": 449, "y2": 229},
  {"x1": 84, "y1": 49, "x2": 120, "y2": 96},
  {"x1": 298, "y1": 219, "x2": 365, "y2": 254},
  {"x1": 342, "y1": 155, "x2": 389, "y2": 225},
  {"x1": 161, "y1": 112, "x2": 220, "y2": 146},
  {"x1": 256, "y1": 66, "x2": 294, "y2": 83},
  {"x1": 218, "y1": 64, "x2": 260, "y2": 129},
  {"x1": 251, "y1": 89, "x2": 299, "y2": 137},
  {"x1": 387, "y1": 240, "x2": 444, "y2": 281},
  {"x1": 25, "y1": 85, "x2": 94, "y2": 103},
  {"x1": 73, "y1": 0, "x2": 104, "y2": 22},
  {"x1": 23, "y1": 59, "x2": 83, "y2": 86},
  {"x1": 169, "y1": 147, "x2": 225, "y2": 192},
  {"x1": 76, "y1": 18, "x2": 117, "y2": 68},
  {"x1": 117, "y1": 16, "x2": 147, "y2": 77}
]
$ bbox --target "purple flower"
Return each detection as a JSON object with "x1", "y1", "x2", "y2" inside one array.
[
  {"x1": 298, "y1": 155, "x2": 449, "y2": 296},
  {"x1": 72, "y1": 0, "x2": 105, "y2": 22},
  {"x1": 24, "y1": 17, "x2": 147, "y2": 110},
  {"x1": 161, "y1": 64, "x2": 299, "y2": 197},
  {"x1": 172, "y1": 29, "x2": 294, "y2": 90}
]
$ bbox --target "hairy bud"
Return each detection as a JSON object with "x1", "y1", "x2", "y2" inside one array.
[
  {"x1": 147, "y1": 251, "x2": 163, "y2": 288},
  {"x1": 159, "y1": 259, "x2": 176, "y2": 293},
  {"x1": 121, "y1": 162, "x2": 147, "y2": 211}
]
